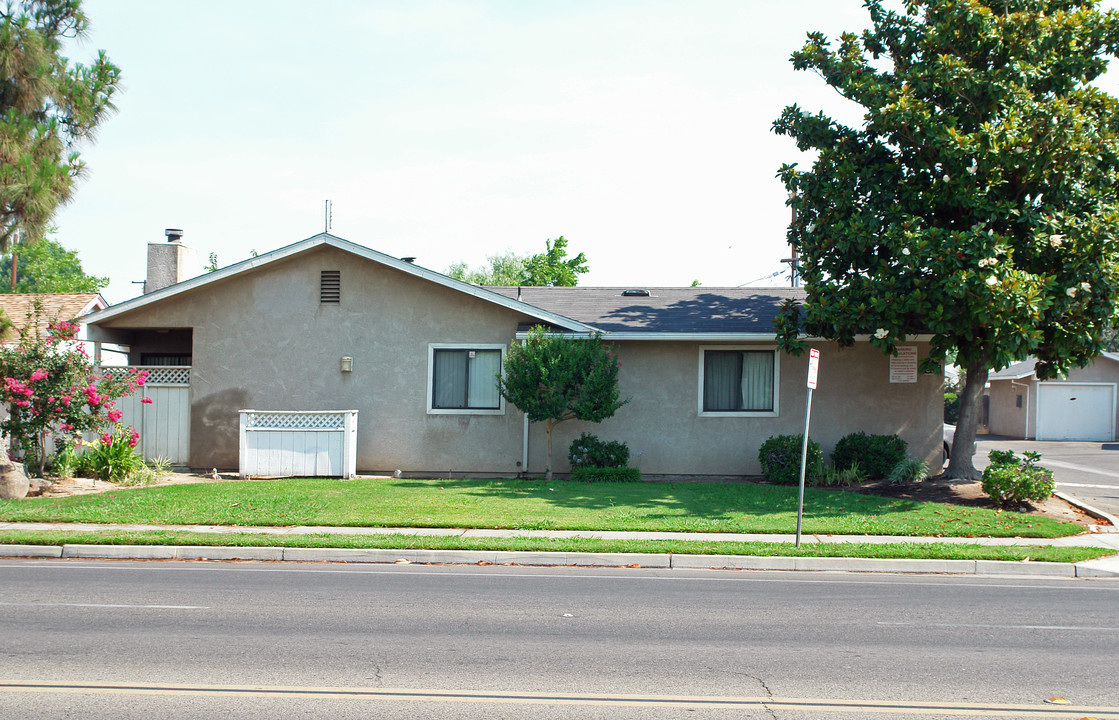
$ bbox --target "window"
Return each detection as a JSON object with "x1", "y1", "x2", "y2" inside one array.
[
  {"x1": 699, "y1": 347, "x2": 778, "y2": 416},
  {"x1": 428, "y1": 345, "x2": 504, "y2": 414}
]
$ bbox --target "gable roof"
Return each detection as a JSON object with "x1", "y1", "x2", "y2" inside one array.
[
  {"x1": 989, "y1": 353, "x2": 1119, "y2": 381},
  {"x1": 0, "y1": 292, "x2": 107, "y2": 341},
  {"x1": 80, "y1": 233, "x2": 597, "y2": 333},
  {"x1": 488, "y1": 286, "x2": 805, "y2": 338}
]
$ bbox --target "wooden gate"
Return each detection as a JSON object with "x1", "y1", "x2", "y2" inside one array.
[{"x1": 113, "y1": 366, "x2": 191, "y2": 464}]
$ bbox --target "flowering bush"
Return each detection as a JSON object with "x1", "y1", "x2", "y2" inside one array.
[
  {"x1": 0, "y1": 302, "x2": 149, "y2": 474},
  {"x1": 83, "y1": 425, "x2": 147, "y2": 482}
]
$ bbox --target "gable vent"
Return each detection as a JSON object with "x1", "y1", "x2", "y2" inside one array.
[{"x1": 320, "y1": 270, "x2": 341, "y2": 304}]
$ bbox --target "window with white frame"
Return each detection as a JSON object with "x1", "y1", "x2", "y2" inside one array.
[
  {"x1": 699, "y1": 347, "x2": 778, "y2": 416},
  {"x1": 428, "y1": 345, "x2": 504, "y2": 413}
]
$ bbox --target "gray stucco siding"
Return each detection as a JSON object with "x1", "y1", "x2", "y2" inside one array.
[{"x1": 529, "y1": 340, "x2": 942, "y2": 477}]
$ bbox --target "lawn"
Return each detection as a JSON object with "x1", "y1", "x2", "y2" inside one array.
[
  {"x1": 0, "y1": 476, "x2": 1084, "y2": 538},
  {"x1": 0, "y1": 528, "x2": 1108, "y2": 563}
]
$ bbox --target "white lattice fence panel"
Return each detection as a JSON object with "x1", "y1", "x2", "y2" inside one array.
[
  {"x1": 104, "y1": 366, "x2": 190, "y2": 387},
  {"x1": 239, "y1": 410, "x2": 358, "y2": 478}
]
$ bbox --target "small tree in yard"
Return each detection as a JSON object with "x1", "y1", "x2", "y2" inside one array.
[
  {"x1": 0, "y1": 302, "x2": 149, "y2": 474},
  {"x1": 499, "y1": 327, "x2": 626, "y2": 478},
  {"x1": 773, "y1": 0, "x2": 1119, "y2": 479}
]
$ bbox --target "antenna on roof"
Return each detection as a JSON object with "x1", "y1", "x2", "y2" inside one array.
[{"x1": 324, "y1": 200, "x2": 333, "y2": 234}]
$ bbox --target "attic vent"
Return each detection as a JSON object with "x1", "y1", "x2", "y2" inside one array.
[
  {"x1": 621, "y1": 289, "x2": 650, "y2": 297},
  {"x1": 320, "y1": 270, "x2": 341, "y2": 304}
]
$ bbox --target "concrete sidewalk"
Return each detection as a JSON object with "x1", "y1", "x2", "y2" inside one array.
[{"x1": 1, "y1": 521, "x2": 1117, "y2": 578}]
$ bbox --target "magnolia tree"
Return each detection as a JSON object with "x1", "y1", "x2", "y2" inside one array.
[
  {"x1": 773, "y1": 0, "x2": 1119, "y2": 479},
  {"x1": 0, "y1": 307, "x2": 149, "y2": 474},
  {"x1": 498, "y1": 328, "x2": 626, "y2": 478}
]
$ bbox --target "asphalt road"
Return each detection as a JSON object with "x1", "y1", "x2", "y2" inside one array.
[
  {"x1": 1, "y1": 559, "x2": 1117, "y2": 719},
  {"x1": 975, "y1": 436, "x2": 1119, "y2": 520}
]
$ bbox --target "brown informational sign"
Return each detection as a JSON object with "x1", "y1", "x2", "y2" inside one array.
[{"x1": 890, "y1": 346, "x2": 918, "y2": 383}]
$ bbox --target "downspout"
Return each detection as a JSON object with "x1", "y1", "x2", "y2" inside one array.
[
  {"x1": 1011, "y1": 379, "x2": 1030, "y2": 440},
  {"x1": 522, "y1": 414, "x2": 529, "y2": 476}
]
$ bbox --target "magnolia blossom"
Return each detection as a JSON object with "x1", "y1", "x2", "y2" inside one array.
[
  {"x1": 901, "y1": 248, "x2": 911, "y2": 256},
  {"x1": 978, "y1": 257, "x2": 997, "y2": 268},
  {"x1": 1080, "y1": 281, "x2": 1092, "y2": 293},
  {"x1": 985, "y1": 276, "x2": 998, "y2": 286},
  {"x1": 1049, "y1": 234, "x2": 1064, "y2": 247},
  {"x1": 966, "y1": 159, "x2": 978, "y2": 175},
  {"x1": 805, "y1": 222, "x2": 816, "y2": 234},
  {"x1": 1066, "y1": 287, "x2": 1078, "y2": 297},
  {"x1": 874, "y1": 328, "x2": 889, "y2": 339}
]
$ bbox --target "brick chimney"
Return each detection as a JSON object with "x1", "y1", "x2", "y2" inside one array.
[{"x1": 146, "y1": 228, "x2": 200, "y2": 294}]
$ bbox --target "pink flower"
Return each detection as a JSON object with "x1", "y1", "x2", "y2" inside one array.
[
  {"x1": 29, "y1": 368, "x2": 49, "y2": 382},
  {"x1": 100, "y1": 433, "x2": 112, "y2": 444},
  {"x1": 129, "y1": 429, "x2": 140, "y2": 448},
  {"x1": 107, "y1": 409, "x2": 123, "y2": 422},
  {"x1": 140, "y1": 396, "x2": 153, "y2": 404}
]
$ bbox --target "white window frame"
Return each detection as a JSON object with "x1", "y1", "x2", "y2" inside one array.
[
  {"x1": 697, "y1": 345, "x2": 780, "y2": 418},
  {"x1": 427, "y1": 343, "x2": 506, "y2": 415}
]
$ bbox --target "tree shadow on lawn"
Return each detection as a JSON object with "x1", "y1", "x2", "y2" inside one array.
[{"x1": 391, "y1": 476, "x2": 926, "y2": 525}]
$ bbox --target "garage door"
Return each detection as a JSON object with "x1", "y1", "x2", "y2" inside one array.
[{"x1": 1036, "y1": 383, "x2": 1115, "y2": 441}]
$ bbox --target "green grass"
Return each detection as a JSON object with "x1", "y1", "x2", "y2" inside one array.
[
  {"x1": 0, "y1": 476, "x2": 1084, "y2": 538},
  {"x1": 0, "y1": 529, "x2": 1109, "y2": 563}
]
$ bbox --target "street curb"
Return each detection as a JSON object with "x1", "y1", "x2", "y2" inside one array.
[
  {"x1": 1, "y1": 544, "x2": 1114, "y2": 577},
  {"x1": 1054, "y1": 490, "x2": 1119, "y2": 530}
]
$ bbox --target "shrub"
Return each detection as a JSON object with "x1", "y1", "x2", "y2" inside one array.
[
  {"x1": 944, "y1": 392, "x2": 960, "y2": 424},
  {"x1": 84, "y1": 425, "x2": 146, "y2": 482},
  {"x1": 888, "y1": 457, "x2": 929, "y2": 485},
  {"x1": 981, "y1": 450, "x2": 1055, "y2": 509},
  {"x1": 570, "y1": 466, "x2": 642, "y2": 483},
  {"x1": 813, "y1": 460, "x2": 864, "y2": 487},
  {"x1": 758, "y1": 434, "x2": 822, "y2": 485},
  {"x1": 831, "y1": 432, "x2": 908, "y2": 480},
  {"x1": 568, "y1": 433, "x2": 630, "y2": 469}
]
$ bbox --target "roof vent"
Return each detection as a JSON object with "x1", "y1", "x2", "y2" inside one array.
[
  {"x1": 401, "y1": 256, "x2": 416, "y2": 264},
  {"x1": 621, "y1": 289, "x2": 650, "y2": 297},
  {"x1": 165, "y1": 228, "x2": 183, "y2": 243}
]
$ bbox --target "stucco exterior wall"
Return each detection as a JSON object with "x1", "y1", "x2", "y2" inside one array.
[
  {"x1": 94, "y1": 247, "x2": 943, "y2": 477},
  {"x1": 987, "y1": 378, "x2": 1034, "y2": 439},
  {"x1": 531, "y1": 340, "x2": 943, "y2": 476},
  {"x1": 99, "y1": 246, "x2": 532, "y2": 472}
]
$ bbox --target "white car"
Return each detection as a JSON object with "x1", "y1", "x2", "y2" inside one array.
[{"x1": 943, "y1": 423, "x2": 956, "y2": 462}]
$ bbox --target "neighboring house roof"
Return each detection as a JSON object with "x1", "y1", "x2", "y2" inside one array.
[
  {"x1": 0, "y1": 292, "x2": 107, "y2": 342},
  {"x1": 989, "y1": 353, "x2": 1119, "y2": 381},
  {"x1": 81, "y1": 233, "x2": 598, "y2": 334},
  {"x1": 488, "y1": 286, "x2": 805, "y2": 338}
]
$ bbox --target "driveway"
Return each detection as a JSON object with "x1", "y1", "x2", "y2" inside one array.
[{"x1": 974, "y1": 435, "x2": 1119, "y2": 523}]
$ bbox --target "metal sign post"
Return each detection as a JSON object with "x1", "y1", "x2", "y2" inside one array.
[{"x1": 795, "y1": 348, "x2": 820, "y2": 547}]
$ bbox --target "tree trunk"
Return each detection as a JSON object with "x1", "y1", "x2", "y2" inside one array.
[
  {"x1": 944, "y1": 358, "x2": 989, "y2": 480},
  {"x1": 545, "y1": 419, "x2": 555, "y2": 481}
]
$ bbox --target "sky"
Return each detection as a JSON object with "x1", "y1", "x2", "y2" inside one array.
[{"x1": 43, "y1": 0, "x2": 1111, "y2": 303}]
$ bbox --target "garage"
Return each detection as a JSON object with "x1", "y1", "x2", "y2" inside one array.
[{"x1": 1035, "y1": 383, "x2": 1116, "y2": 442}]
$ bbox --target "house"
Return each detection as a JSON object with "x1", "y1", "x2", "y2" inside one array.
[
  {"x1": 0, "y1": 292, "x2": 107, "y2": 346},
  {"x1": 987, "y1": 354, "x2": 1119, "y2": 441},
  {"x1": 79, "y1": 232, "x2": 944, "y2": 477}
]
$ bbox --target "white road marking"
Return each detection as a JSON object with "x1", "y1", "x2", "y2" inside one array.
[
  {"x1": 878, "y1": 621, "x2": 1119, "y2": 631},
  {"x1": 0, "y1": 601, "x2": 208, "y2": 609}
]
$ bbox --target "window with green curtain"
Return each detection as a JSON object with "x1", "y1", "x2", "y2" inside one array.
[
  {"x1": 703, "y1": 349, "x2": 774, "y2": 412},
  {"x1": 432, "y1": 349, "x2": 501, "y2": 409}
]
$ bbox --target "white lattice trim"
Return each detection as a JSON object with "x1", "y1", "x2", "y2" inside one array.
[
  {"x1": 242, "y1": 411, "x2": 349, "y2": 430},
  {"x1": 104, "y1": 366, "x2": 191, "y2": 387}
]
